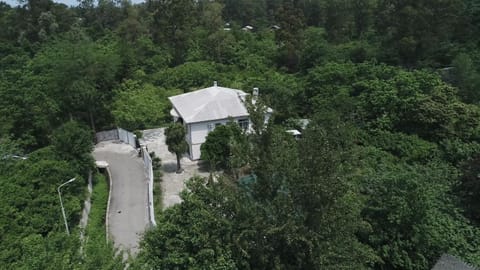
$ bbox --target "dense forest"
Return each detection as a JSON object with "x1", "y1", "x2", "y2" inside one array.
[{"x1": 2, "y1": 0, "x2": 480, "y2": 269}]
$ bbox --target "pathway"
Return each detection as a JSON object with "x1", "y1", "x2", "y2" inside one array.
[{"x1": 93, "y1": 141, "x2": 149, "y2": 256}]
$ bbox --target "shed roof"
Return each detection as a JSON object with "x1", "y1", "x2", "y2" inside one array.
[{"x1": 169, "y1": 85, "x2": 250, "y2": 124}]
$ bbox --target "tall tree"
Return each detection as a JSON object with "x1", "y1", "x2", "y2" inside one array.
[
  {"x1": 164, "y1": 123, "x2": 188, "y2": 173},
  {"x1": 451, "y1": 53, "x2": 480, "y2": 103},
  {"x1": 274, "y1": 0, "x2": 305, "y2": 71},
  {"x1": 51, "y1": 120, "x2": 94, "y2": 174},
  {"x1": 29, "y1": 27, "x2": 121, "y2": 131},
  {"x1": 358, "y1": 151, "x2": 480, "y2": 269},
  {"x1": 375, "y1": 0, "x2": 464, "y2": 66},
  {"x1": 150, "y1": 0, "x2": 195, "y2": 65},
  {"x1": 200, "y1": 122, "x2": 248, "y2": 175}
]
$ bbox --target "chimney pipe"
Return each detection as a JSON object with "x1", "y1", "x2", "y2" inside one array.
[{"x1": 214, "y1": 81, "x2": 217, "y2": 87}]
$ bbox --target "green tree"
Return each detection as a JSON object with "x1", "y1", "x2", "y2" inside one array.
[
  {"x1": 29, "y1": 27, "x2": 121, "y2": 131},
  {"x1": 0, "y1": 137, "x2": 23, "y2": 175},
  {"x1": 134, "y1": 176, "x2": 241, "y2": 270},
  {"x1": 452, "y1": 53, "x2": 480, "y2": 103},
  {"x1": 274, "y1": 0, "x2": 305, "y2": 71},
  {"x1": 375, "y1": 0, "x2": 464, "y2": 66},
  {"x1": 293, "y1": 119, "x2": 377, "y2": 268},
  {"x1": 51, "y1": 120, "x2": 94, "y2": 173},
  {"x1": 300, "y1": 27, "x2": 331, "y2": 69},
  {"x1": 358, "y1": 152, "x2": 480, "y2": 269},
  {"x1": 200, "y1": 122, "x2": 248, "y2": 174},
  {"x1": 459, "y1": 155, "x2": 480, "y2": 222},
  {"x1": 150, "y1": 0, "x2": 195, "y2": 65},
  {"x1": 111, "y1": 80, "x2": 181, "y2": 130},
  {"x1": 152, "y1": 61, "x2": 220, "y2": 91},
  {"x1": 222, "y1": 0, "x2": 267, "y2": 25},
  {"x1": 165, "y1": 123, "x2": 188, "y2": 173}
]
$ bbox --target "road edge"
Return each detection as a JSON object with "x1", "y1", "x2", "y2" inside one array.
[{"x1": 105, "y1": 166, "x2": 113, "y2": 243}]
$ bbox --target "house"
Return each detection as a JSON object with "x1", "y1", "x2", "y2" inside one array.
[{"x1": 169, "y1": 82, "x2": 272, "y2": 160}]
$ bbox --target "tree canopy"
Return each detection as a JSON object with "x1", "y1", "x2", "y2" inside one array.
[
  {"x1": 165, "y1": 122, "x2": 188, "y2": 173},
  {"x1": 2, "y1": 0, "x2": 480, "y2": 268}
]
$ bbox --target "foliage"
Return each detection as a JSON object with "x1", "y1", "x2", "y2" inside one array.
[
  {"x1": 362, "y1": 130, "x2": 440, "y2": 163},
  {"x1": 459, "y1": 155, "x2": 480, "y2": 223},
  {"x1": 305, "y1": 62, "x2": 480, "y2": 146},
  {"x1": 51, "y1": 120, "x2": 94, "y2": 173},
  {"x1": 451, "y1": 52, "x2": 480, "y2": 103},
  {"x1": 28, "y1": 28, "x2": 121, "y2": 131},
  {"x1": 0, "y1": 146, "x2": 77, "y2": 267},
  {"x1": 82, "y1": 173, "x2": 125, "y2": 269},
  {"x1": 151, "y1": 61, "x2": 220, "y2": 91},
  {"x1": 111, "y1": 80, "x2": 181, "y2": 130},
  {"x1": 357, "y1": 152, "x2": 480, "y2": 269},
  {"x1": 134, "y1": 176, "x2": 239, "y2": 270},
  {"x1": 164, "y1": 123, "x2": 188, "y2": 173},
  {"x1": 2, "y1": 0, "x2": 480, "y2": 268},
  {"x1": 200, "y1": 122, "x2": 248, "y2": 173},
  {"x1": 138, "y1": 123, "x2": 378, "y2": 269}
]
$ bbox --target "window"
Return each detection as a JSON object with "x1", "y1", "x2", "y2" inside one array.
[
  {"x1": 208, "y1": 123, "x2": 223, "y2": 133},
  {"x1": 207, "y1": 123, "x2": 214, "y2": 132},
  {"x1": 238, "y1": 119, "x2": 249, "y2": 131}
]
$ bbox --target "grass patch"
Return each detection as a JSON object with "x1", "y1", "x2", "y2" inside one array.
[
  {"x1": 82, "y1": 173, "x2": 124, "y2": 268},
  {"x1": 150, "y1": 152, "x2": 163, "y2": 223}
]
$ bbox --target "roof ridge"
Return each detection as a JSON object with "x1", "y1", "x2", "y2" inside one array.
[
  {"x1": 169, "y1": 86, "x2": 250, "y2": 123},
  {"x1": 188, "y1": 89, "x2": 221, "y2": 121}
]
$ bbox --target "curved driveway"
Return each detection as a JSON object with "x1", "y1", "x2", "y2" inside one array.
[{"x1": 93, "y1": 141, "x2": 149, "y2": 256}]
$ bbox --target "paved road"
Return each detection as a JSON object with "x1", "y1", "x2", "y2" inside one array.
[
  {"x1": 93, "y1": 141, "x2": 149, "y2": 256},
  {"x1": 141, "y1": 128, "x2": 209, "y2": 208}
]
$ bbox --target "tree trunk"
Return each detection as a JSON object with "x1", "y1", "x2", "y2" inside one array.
[
  {"x1": 89, "y1": 110, "x2": 96, "y2": 133},
  {"x1": 176, "y1": 153, "x2": 182, "y2": 174}
]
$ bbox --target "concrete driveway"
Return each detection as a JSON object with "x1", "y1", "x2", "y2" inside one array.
[
  {"x1": 93, "y1": 141, "x2": 149, "y2": 256},
  {"x1": 141, "y1": 128, "x2": 209, "y2": 209}
]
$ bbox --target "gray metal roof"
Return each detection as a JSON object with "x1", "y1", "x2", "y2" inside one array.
[
  {"x1": 432, "y1": 254, "x2": 478, "y2": 270},
  {"x1": 169, "y1": 85, "x2": 250, "y2": 124}
]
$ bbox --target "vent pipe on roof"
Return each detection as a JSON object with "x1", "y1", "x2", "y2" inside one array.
[
  {"x1": 253, "y1": 87, "x2": 259, "y2": 97},
  {"x1": 214, "y1": 81, "x2": 217, "y2": 87},
  {"x1": 253, "y1": 87, "x2": 259, "y2": 104}
]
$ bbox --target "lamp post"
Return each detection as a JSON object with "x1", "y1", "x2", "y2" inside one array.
[{"x1": 58, "y1": 177, "x2": 76, "y2": 235}]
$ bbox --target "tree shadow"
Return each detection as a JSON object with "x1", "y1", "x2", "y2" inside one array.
[
  {"x1": 162, "y1": 162, "x2": 178, "y2": 173},
  {"x1": 196, "y1": 160, "x2": 210, "y2": 173}
]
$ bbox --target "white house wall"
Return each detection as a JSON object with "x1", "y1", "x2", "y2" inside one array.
[
  {"x1": 187, "y1": 117, "x2": 249, "y2": 160},
  {"x1": 191, "y1": 144, "x2": 202, "y2": 161}
]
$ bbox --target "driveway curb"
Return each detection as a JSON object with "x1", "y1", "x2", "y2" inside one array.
[{"x1": 105, "y1": 166, "x2": 113, "y2": 243}]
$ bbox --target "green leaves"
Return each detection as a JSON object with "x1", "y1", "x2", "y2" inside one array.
[
  {"x1": 51, "y1": 120, "x2": 94, "y2": 173},
  {"x1": 200, "y1": 122, "x2": 248, "y2": 172},
  {"x1": 359, "y1": 159, "x2": 480, "y2": 269},
  {"x1": 111, "y1": 80, "x2": 181, "y2": 130},
  {"x1": 165, "y1": 123, "x2": 188, "y2": 173}
]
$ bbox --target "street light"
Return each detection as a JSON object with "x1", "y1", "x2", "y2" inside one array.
[{"x1": 58, "y1": 177, "x2": 76, "y2": 235}]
